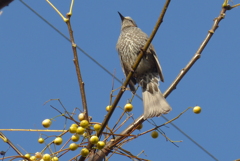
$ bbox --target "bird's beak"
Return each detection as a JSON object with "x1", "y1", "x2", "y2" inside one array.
[{"x1": 118, "y1": 12, "x2": 125, "y2": 21}]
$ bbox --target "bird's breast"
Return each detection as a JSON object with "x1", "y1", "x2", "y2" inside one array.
[{"x1": 119, "y1": 38, "x2": 154, "y2": 75}]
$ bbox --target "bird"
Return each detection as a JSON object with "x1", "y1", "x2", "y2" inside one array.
[{"x1": 116, "y1": 12, "x2": 172, "y2": 119}]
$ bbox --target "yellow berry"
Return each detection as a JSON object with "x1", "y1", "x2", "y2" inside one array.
[
  {"x1": 93, "y1": 124, "x2": 101, "y2": 131},
  {"x1": 124, "y1": 103, "x2": 133, "y2": 112},
  {"x1": 54, "y1": 137, "x2": 63, "y2": 145},
  {"x1": 96, "y1": 141, "x2": 105, "y2": 149},
  {"x1": 69, "y1": 126, "x2": 77, "y2": 134},
  {"x1": 71, "y1": 134, "x2": 80, "y2": 142},
  {"x1": 82, "y1": 132, "x2": 88, "y2": 138},
  {"x1": 78, "y1": 113, "x2": 85, "y2": 121},
  {"x1": 90, "y1": 136, "x2": 99, "y2": 144},
  {"x1": 151, "y1": 131, "x2": 159, "y2": 139},
  {"x1": 35, "y1": 152, "x2": 42, "y2": 159},
  {"x1": 42, "y1": 154, "x2": 51, "y2": 161},
  {"x1": 30, "y1": 156, "x2": 37, "y2": 161},
  {"x1": 51, "y1": 156, "x2": 59, "y2": 161},
  {"x1": 24, "y1": 153, "x2": 31, "y2": 159},
  {"x1": 42, "y1": 119, "x2": 51, "y2": 128},
  {"x1": 38, "y1": 138, "x2": 44, "y2": 144},
  {"x1": 80, "y1": 148, "x2": 89, "y2": 157},
  {"x1": 80, "y1": 120, "x2": 89, "y2": 128},
  {"x1": 69, "y1": 143, "x2": 78, "y2": 151},
  {"x1": 136, "y1": 124, "x2": 143, "y2": 130},
  {"x1": 106, "y1": 105, "x2": 111, "y2": 112},
  {"x1": 71, "y1": 123, "x2": 78, "y2": 128},
  {"x1": 193, "y1": 106, "x2": 201, "y2": 114},
  {"x1": 76, "y1": 127, "x2": 85, "y2": 135}
]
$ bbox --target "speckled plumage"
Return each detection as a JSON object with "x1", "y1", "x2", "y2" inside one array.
[{"x1": 116, "y1": 12, "x2": 171, "y2": 119}]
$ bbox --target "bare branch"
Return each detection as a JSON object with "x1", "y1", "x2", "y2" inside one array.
[
  {"x1": 65, "y1": 14, "x2": 89, "y2": 122},
  {"x1": 0, "y1": 131, "x2": 23, "y2": 156}
]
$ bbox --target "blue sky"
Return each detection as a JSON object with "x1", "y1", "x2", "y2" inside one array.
[{"x1": 1, "y1": 1, "x2": 240, "y2": 161}]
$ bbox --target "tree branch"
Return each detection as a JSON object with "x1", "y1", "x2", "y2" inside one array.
[{"x1": 66, "y1": 14, "x2": 89, "y2": 122}]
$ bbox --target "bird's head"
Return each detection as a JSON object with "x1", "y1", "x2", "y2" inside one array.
[{"x1": 118, "y1": 12, "x2": 137, "y2": 30}]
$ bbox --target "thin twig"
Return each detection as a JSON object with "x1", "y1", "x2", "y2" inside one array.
[
  {"x1": 65, "y1": 14, "x2": 89, "y2": 122},
  {"x1": 113, "y1": 114, "x2": 133, "y2": 133},
  {"x1": 0, "y1": 132, "x2": 23, "y2": 156},
  {"x1": 117, "y1": 107, "x2": 187, "y2": 147},
  {"x1": 40, "y1": 131, "x2": 68, "y2": 154},
  {"x1": 164, "y1": 6, "x2": 228, "y2": 97},
  {"x1": 111, "y1": 148, "x2": 149, "y2": 161},
  {"x1": 112, "y1": 111, "x2": 125, "y2": 131}
]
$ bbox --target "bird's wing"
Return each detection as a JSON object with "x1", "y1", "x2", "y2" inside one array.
[
  {"x1": 149, "y1": 45, "x2": 164, "y2": 82},
  {"x1": 139, "y1": 29, "x2": 164, "y2": 82}
]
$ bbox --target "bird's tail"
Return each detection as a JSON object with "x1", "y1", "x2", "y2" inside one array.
[{"x1": 140, "y1": 73, "x2": 172, "y2": 119}]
